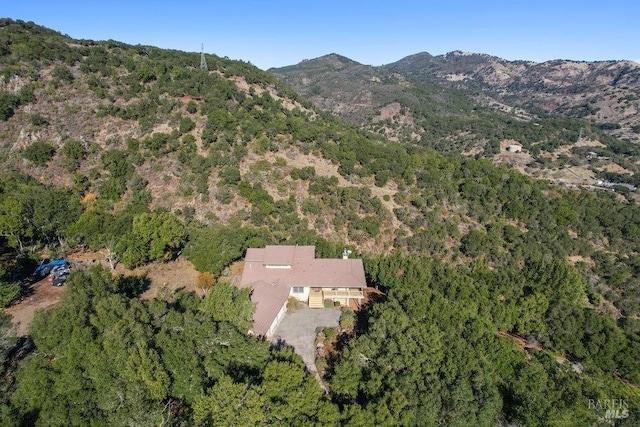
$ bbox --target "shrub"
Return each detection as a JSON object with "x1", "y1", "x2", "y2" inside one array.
[
  {"x1": 323, "y1": 327, "x2": 337, "y2": 341},
  {"x1": 339, "y1": 308, "x2": 356, "y2": 331},
  {"x1": 51, "y1": 65, "x2": 74, "y2": 83},
  {"x1": 302, "y1": 198, "x2": 323, "y2": 216},
  {"x1": 0, "y1": 91, "x2": 18, "y2": 120},
  {"x1": 62, "y1": 140, "x2": 84, "y2": 171},
  {"x1": 98, "y1": 177, "x2": 126, "y2": 201},
  {"x1": 179, "y1": 116, "x2": 195, "y2": 133},
  {"x1": 219, "y1": 167, "x2": 241, "y2": 186},
  {"x1": 197, "y1": 272, "x2": 216, "y2": 294},
  {"x1": 287, "y1": 296, "x2": 301, "y2": 310},
  {"x1": 215, "y1": 187, "x2": 234, "y2": 204},
  {"x1": 252, "y1": 160, "x2": 271, "y2": 172},
  {"x1": 290, "y1": 166, "x2": 316, "y2": 180},
  {"x1": 30, "y1": 114, "x2": 48, "y2": 127},
  {"x1": 23, "y1": 142, "x2": 56, "y2": 166},
  {"x1": 186, "y1": 100, "x2": 198, "y2": 114},
  {"x1": 315, "y1": 357, "x2": 328, "y2": 373}
]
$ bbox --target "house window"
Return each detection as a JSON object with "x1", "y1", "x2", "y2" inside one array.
[{"x1": 292, "y1": 286, "x2": 304, "y2": 293}]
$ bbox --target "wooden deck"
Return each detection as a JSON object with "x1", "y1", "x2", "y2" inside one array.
[
  {"x1": 308, "y1": 288, "x2": 365, "y2": 308},
  {"x1": 321, "y1": 289, "x2": 364, "y2": 300}
]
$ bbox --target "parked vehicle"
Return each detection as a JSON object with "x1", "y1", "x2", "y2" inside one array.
[
  {"x1": 33, "y1": 259, "x2": 67, "y2": 279},
  {"x1": 48, "y1": 265, "x2": 70, "y2": 280},
  {"x1": 51, "y1": 274, "x2": 69, "y2": 287}
]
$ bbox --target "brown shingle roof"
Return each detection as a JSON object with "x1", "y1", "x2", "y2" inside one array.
[
  {"x1": 247, "y1": 280, "x2": 290, "y2": 337},
  {"x1": 263, "y1": 245, "x2": 295, "y2": 265},
  {"x1": 240, "y1": 246, "x2": 365, "y2": 289},
  {"x1": 244, "y1": 248, "x2": 264, "y2": 262}
]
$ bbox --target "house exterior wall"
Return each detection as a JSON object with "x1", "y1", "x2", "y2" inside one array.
[
  {"x1": 265, "y1": 301, "x2": 288, "y2": 338},
  {"x1": 506, "y1": 144, "x2": 522, "y2": 153},
  {"x1": 289, "y1": 286, "x2": 310, "y2": 302}
]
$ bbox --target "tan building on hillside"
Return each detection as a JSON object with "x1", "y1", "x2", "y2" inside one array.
[
  {"x1": 506, "y1": 144, "x2": 523, "y2": 153},
  {"x1": 239, "y1": 245, "x2": 367, "y2": 338}
]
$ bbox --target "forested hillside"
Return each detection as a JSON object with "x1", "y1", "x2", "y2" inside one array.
[{"x1": 1, "y1": 19, "x2": 639, "y2": 425}]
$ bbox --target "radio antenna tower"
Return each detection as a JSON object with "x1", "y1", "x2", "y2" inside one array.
[{"x1": 200, "y1": 43, "x2": 208, "y2": 71}]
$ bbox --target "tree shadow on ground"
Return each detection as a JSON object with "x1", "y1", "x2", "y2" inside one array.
[{"x1": 117, "y1": 274, "x2": 151, "y2": 297}]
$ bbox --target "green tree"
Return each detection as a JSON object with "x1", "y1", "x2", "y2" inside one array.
[
  {"x1": 61, "y1": 140, "x2": 84, "y2": 171},
  {"x1": 179, "y1": 116, "x2": 195, "y2": 133},
  {"x1": 22, "y1": 142, "x2": 55, "y2": 167},
  {"x1": 184, "y1": 223, "x2": 271, "y2": 275},
  {"x1": 461, "y1": 229, "x2": 489, "y2": 258},
  {"x1": 0, "y1": 280, "x2": 19, "y2": 307},
  {"x1": 0, "y1": 195, "x2": 25, "y2": 251},
  {"x1": 199, "y1": 283, "x2": 254, "y2": 332},
  {"x1": 192, "y1": 375, "x2": 266, "y2": 426},
  {"x1": 123, "y1": 341, "x2": 170, "y2": 400},
  {"x1": 117, "y1": 211, "x2": 186, "y2": 268}
]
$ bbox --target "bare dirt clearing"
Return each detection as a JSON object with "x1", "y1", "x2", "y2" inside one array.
[
  {"x1": 6, "y1": 278, "x2": 66, "y2": 336},
  {"x1": 135, "y1": 258, "x2": 202, "y2": 300},
  {"x1": 5, "y1": 251, "x2": 203, "y2": 336}
]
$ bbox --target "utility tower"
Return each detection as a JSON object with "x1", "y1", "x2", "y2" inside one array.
[
  {"x1": 578, "y1": 127, "x2": 584, "y2": 143},
  {"x1": 200, "y1": 43, "x2": 208, "y2": 71}
]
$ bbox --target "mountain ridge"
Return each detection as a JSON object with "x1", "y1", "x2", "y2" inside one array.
[
  {"x1": 388, "y1": 50, "x2": 640, "y2": 141},
  {"x1": 270, "y1": 51, "x2": 640, "y2": 187},
  {"x1": 273, "y1": 50, "x2": 640, "y2": 133}
]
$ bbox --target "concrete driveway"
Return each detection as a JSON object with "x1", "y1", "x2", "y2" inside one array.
[{"x1": 271, "y1": 305, "x2": 341, "y2": 373}]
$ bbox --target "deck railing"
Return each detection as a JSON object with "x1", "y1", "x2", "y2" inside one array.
[{"x1": 322, "y1": 289, "x2": 364, "y2": 299}]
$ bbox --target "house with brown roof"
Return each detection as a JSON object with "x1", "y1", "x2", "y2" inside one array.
[{"x1": 239, "y1": 245, "x2": 366, "y2": 338}]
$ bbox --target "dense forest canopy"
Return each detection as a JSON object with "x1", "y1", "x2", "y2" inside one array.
[{"x1": 0, "y1": 19, "x2": 639, "y2": 426}]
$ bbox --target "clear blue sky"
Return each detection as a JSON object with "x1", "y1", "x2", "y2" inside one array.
[{"x1": 3, "y1": 1, "x2": 639, "y2": 69}]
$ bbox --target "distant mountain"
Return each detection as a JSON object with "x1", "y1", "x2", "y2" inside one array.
[
  {"x1": 270, "y1": 54, "x2": 411, "y2": 127},
  {"x1": 270, "y1": 53, "x2": 461, "y2": 141},
  {"x1": 385, "y1": 51, "x2": 640, "y2": 142},
  {"x1": 270, "y1": 52, "x2": 640, "y2": 186}
]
